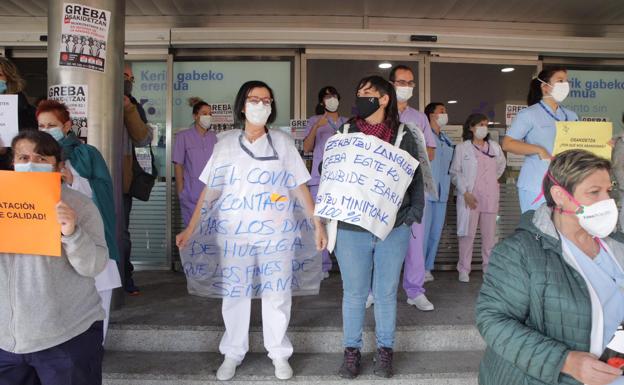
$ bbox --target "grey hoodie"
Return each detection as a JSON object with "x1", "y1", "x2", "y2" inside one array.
[{"x1": 0, "y1": 186, "x2": 108, "y2": 354}]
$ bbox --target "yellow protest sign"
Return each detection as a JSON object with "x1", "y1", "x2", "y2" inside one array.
[
  {"x1": 0, "y1": 171, "x2": 61, "y2": 257},
  {"x1": 553, "y1": 121, "x2": 612, "y2": 159}
]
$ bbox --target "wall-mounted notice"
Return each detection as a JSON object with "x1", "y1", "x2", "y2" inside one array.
[
  {"x1": 0, "y1": 95, "x2": 18, "y2": 147},
  {"x1": 506, "y1": 104, "x2": 528, "y2": 126},
  {"x1": 48, "y1": 84, "x2": 88, "y2": 139},
  {"x1": 210, "y1": 103, "x2": 234, "y2": 125},
  {"x1": 59, "y1": 3, "x2": 110, "y2": 72},
  {"x1": 290, "y1": 119, "x2": 308, "y2": 153},
  {"x1": 314, "y1": 132, "x2": 419, "y2": 240}
]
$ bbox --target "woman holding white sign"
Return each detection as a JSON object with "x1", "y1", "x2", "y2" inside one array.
[
  {"x1": 303, "y1": 86, "x2": 348, "y2": 277},
  {"x1": 0, "y1": 57, "x2": 37, "y2": 171},
  {"x1": 176, "y1": 81, "x2": 327, "y2": 381},
  {"x1": 503, "y1": 67, "x2": 578, "y2": 212},
  {"x1": 325, "y1": 75, "x2": 425, "y2": 379},
  {"x1": 450, "y1": 113, "x2": 506, "y2": 283}
]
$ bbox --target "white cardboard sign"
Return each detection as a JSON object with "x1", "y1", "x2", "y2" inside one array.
[{"x1": 314, "y1": 132, "x2": 419, "y2": 240}]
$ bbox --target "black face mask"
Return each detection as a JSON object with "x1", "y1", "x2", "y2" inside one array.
[
  {"x1": 124, "y1": 79, "x2": 133, "y2": 96},
  {"x1": 355, "y1": 96, "x2": 380, "y2": 119}
]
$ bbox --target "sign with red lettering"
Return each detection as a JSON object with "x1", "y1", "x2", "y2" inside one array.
[
  {"x1": 48, "y1": 84, "x2": 89, "y2": 139},
  {"x1": 60, "y1": 3, "x2": 111, "y2": 72}
]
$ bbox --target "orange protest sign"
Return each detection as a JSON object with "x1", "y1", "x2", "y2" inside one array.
[{"x1": 0, "y1": 171, "x2": 61, "y2": 257}]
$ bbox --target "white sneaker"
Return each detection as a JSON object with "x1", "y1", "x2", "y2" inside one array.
[
  {"x1": 459, "y1": 272, "x2": 470, "y2": 283},
  {"x1": 424, "y1": 271, "x2": 434, "y2": 282},
  {"x1": 322, "y1": 271, "x2": 330, "y2": 280},
  {"x1": 273, "y1": 358, "x2": 293, "y2": 380},
  {"x1": 407, "y1": 294, "x2": 434, "y2": 311},
  {"x1": 365, "y1": 293, "x2": 374, "y2": 308},
  {"x1": 216, "y1": 357, "x2": 239, "y2": 381}
]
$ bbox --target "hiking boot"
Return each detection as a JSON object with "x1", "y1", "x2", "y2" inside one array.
[
  {"x1": 338, "y1": 347, "x2": 361, "y2": 379},
  {"x1": 373, "y1": 347, "x2": 394, "y2": 378}
]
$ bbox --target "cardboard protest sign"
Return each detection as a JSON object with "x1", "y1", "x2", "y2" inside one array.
[
  {"x1": 314, "y1": 132, "x2": 420, "y2": 240},
  {"x1": 553, "y1": 121, "x2": 612, "y2": 159},
  {"x1": 0, "y1": 171, "x2": 61, "y2": 257},
  {"x1": 0, "y1": 95, "x2": 18, "y2": 147}
]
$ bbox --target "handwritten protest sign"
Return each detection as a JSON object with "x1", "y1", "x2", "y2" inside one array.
[
  {"x1": 180, "y1": 133, "x2": 321, "y2": 299},
  {"x1": 553, "y1": 121, "x2": 612, "y2": 159},
  {"x1": 0, "y1": 171, "x2": 61, "y2": 256},
  {"x1": 314, "y1": 132, "x2": 419, "y2": 240},
  {"x1": 0, "y1": 95, "x2": 18, "y2": 147}
]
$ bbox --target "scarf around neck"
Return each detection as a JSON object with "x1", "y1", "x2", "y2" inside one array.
[{"x1": 355, "y1": 118, "x2": 393, "y2": 143}]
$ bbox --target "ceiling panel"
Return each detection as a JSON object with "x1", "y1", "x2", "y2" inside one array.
[{"x1": 2, "y1": 0, "x2": 623, "y2": 25}]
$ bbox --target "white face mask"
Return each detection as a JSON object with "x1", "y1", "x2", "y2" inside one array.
[
  {"x1": 474, "y1": 125, "x2": 488, "y2": 140},
  {"x1": 324, "y1": 97, "x2": 339, "y2": 112},
  {"x1": 245, "y1": 102, "x2": 272, "y2": 126},
  {"x1": 199, "y1": 115, "x2": 212, "y2": 129},
  {"x1": 436, "y1": 113, "x2": 448, "y2": 127},
  {"x1": 395, "y1": 86, "x2": 413, "y2": 102},
  {"x1": 576, "y1": 198, "x2": 619, "y2": 238},
  {"x1": 540, "y1": 79, "x2": 570, "y2": 103}
]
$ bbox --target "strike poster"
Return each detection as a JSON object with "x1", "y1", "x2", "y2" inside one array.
[
  {"x1": 59, "y1": 3, "x2": 110, "y2": 72},
  {"x1": 314, "y1": 133, "x2": 420, "y2": 240},
  {"x1": 0, "y1": 95, "x2": 18, "y2": 147},
  {"x1": 0, "y1": 171, "x2": 62, "y2": 257},
  {"x1": 48, "y1": 84, "x2": 88, "y2": 139}
]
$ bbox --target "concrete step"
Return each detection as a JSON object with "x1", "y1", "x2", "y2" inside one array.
[
  {"x1": 107, "y1": 271, "x2": 485, "y2": 353},
  {"x1": 105, "y1": 324, "x2": 484, "y2": 353},
  {"x1": 103, "y1": 350, "x2": 482, "y2": 385}
]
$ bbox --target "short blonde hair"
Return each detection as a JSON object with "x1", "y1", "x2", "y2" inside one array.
[
  {"x1": 543, "y1": 149, "x2": 611, "y2": 207},
  {"x1": 0, "y1": 57, "x2": 25, "y2": 94}
]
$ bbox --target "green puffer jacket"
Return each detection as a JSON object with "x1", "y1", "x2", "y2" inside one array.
[{"x1": 476, "y1": 204, "x2": 624, "y2": 385}]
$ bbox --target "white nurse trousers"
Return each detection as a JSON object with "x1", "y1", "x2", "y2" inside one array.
[{"x1": 219, "y1": 295, "x2": 294, "y2": 363}]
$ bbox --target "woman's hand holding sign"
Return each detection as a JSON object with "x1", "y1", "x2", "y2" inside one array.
[
  {"x1": 56, "y1": 201, "x2": 76, "y2": 236},
  {"x1": 313, "y1": 217, "x2": 328, "y2": 251}
]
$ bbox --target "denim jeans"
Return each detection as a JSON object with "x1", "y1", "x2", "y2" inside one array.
[{"x1": 335, "y1": 224, "x2": 410, "y2": 349}]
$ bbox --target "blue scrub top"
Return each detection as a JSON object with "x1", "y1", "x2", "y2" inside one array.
[
  {"x1": 507, "y1": 102, "x2": 578, "y2": 193},
  {"x1": 562, "y1": 236, "x2": 624, "y2": 351},
  {"x1": 427, "y1": 132, "x2": 454, "y2": 203}
]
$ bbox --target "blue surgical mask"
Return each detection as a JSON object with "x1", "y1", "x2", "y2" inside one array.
[
  {"x1": 0, "y1": 80, "x2": 6, "y2": 94},
  {"x1": 41, "y1": 127, "x2": 65, "y2": 142},
  {"x1": 14, "y1": 162, "x2": 55, "y2": 173}
]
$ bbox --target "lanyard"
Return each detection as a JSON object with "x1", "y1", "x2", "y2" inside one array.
[
  {"x1": 438, "y1": 132, "x2": 453, "y2": 147},
  {"x1": 539, "y1": 101, "x2": 568, "y2": 122},
  {"x1": 473, "y1": 141, "x2": 495, "y2": 158},
  {"x1": 326, "y1": 116, "x2": 340, "y2": 131},
  {"x1": 238, "y1": 132, "x2": 279, "y2": 161}
]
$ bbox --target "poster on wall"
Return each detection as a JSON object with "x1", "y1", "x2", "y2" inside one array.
[
  {"x1": 48, "y1": 84, "x2": 89, "y2": 139},
  {"x1": 0, "y1": 95, "x2": 18, "y2": 147},
  {"x1": 505, "y1": 104, "x2": 528, "y2": 126},
  {"x1": 564, "y1": 70, "x2": 624, "y2": 134},
  {"x1": 59, "y1": 3, "x2": 110, "y2": 72},
  {"x1": 289, "y1": 119, "x2": 308, "y2": 154},
  {"x1": 210, "y1": 103, "x2": 234, "y2": 132}
]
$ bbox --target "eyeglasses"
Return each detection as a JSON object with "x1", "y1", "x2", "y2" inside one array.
[
  {"x1": 246, "y1": 96, "x2": 273, "y2": 106},
  {"x1": 394, "y1": 80, "x2": 416, "y2": 87},
  {"x1": 124, "y1": 75, "x2": 135, "y2": 83}
]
